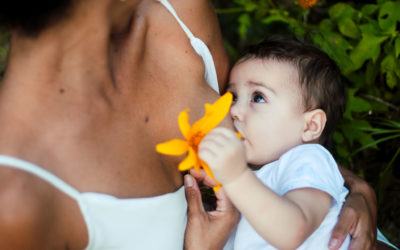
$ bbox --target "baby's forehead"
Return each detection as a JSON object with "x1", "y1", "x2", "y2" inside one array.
[{"x1": 230, "y1": 58, "x2": 300, "y2": 84}]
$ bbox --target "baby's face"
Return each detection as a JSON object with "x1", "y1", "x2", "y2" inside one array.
[{"x1": 227, "y1": 58, "x2": 307, "y2": 165}]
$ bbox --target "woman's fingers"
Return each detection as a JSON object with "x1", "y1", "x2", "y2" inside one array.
[
  {"x1": 328, "y1": 207, "x2": 355, "y2": 249},
  {"x1": 329, "y1": 193, "x2": 376, "y2": 250},
  {"x1": 184, "y1": 174, "x2": 210, "y2": 250},
  {"x1": 190, "y1": 169, "x2": 218, "y2": 187},
  {"x1": 184, "y1": 174, "x2": 206, "y2": 216}
]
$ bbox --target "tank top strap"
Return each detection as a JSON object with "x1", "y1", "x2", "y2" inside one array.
[
  {"x1": 0, "y1": 155, "x2": 81, "y2": 201},
  {"x1": 156, "y1": 0, "x2": 220, "y2": 94},
  {"x1": 156, "y1": 0, "x2": 196, "y2": 40}
]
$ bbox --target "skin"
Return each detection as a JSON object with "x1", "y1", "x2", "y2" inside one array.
[
  {"x1": 0, "y1": 0, "x2": 379, "y2": 249},
  {"x1": 0, "y1": 0, "x2": 230, "y2": 248},
  {"x1": 199, "y1": 58, "x2": 333, "y2": 249}
]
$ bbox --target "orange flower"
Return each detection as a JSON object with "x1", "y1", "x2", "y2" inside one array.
[
  {"x1": 156, "y1": 92, "x2": 235, "y2": 191},
  {"x1": 299, "y1": 0, "x2": 317, "y2": 9}
]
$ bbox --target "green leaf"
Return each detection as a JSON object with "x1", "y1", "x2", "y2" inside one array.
[
  {"x1": 396, "y1": 58, "x2": 400, "y2": 78},
  {"x1": 366, "y1": 61, "x2": 378, "y2": 85},
  {"x1": 0, "y1": 47, "x2": 7, "y2": 61},
  {"x1": 378, "y1": 1, "x2": 400, "y2": 34},
  {"x1": 361, "y1": 4, "x2": 379, "y2": 16},
  {"x1": 350, "y1": 34, "x2": 388, "y2": 70},
  {"x1": 381, "y1": 54, "x2": 397, "y2": 73},
  {"x1": 319, "y1": 19, "x2": 334, "y2": 31},
  {"x1": 353, "y1": 133, "x2": 400, "y2": 155},
  {"x1": 335, "y1": 144, "x2": 350, "y2": 158},
  {"x1": 340, "y1": 119, "x2": 375, "y2": 148},
  {"x1": 386, "y1": 71, "x2": 398, "y2": 89},
  {"x1": 312, "y1": 30, "x2": 354, "y2": 74},
  {"x1": 338, "y1": 17, "x2": 360, "y2": 39},
  {"x1": 238, "y1": 13, "x2": 251, "y2": 40},
  {"x1": 395, "y1": 36, "x2": 400, "y2": 58},
  {"x1": 359, "y1": 22, "x2": 384, "y2": 37},
  {"x1": 254, "y1": 0, "x2": 269, "y2": 19},
  {"x1": 244, "y1": 1, "x2": 258, "y2": 12},
  {"x1": 333, "y1": 131, "x2": 345, "y2": 144},
  {"x1": 348, "y1": 96, "x2": 372, "y2": 113},
  {"x1": 343, "y1": 88, "x2": 372, "y2": 120},
  {"x1": 329, "y1": 3, "x2": 356, "y2": 20},
  {"x1": 223, "y1": 40, "x2": 239, "y2": 62},
  {"x1": 262, "y1": 15, "x2": 289, "y2": 25},
  {"x1": 347, "y1": 72, "x2": 366, "y2": 88},
  {"x1": 234, "y1": 0, "x2": 256, "y2": 11},
  {"x1": 380, "y1": 53, "x2": 400, "y2": 82},
  {"x1": 290, "y1": 22, "x2": 306, "y2": 38}
]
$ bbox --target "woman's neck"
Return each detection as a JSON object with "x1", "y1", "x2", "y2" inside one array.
[
  {"x1": 0, "y1": 0, "x2": 139, "y2": 160},
  {"x1": 2, "y1": 0, "x2": 141, "y2": 98}
]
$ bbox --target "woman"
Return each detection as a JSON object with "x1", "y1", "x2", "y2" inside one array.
[{"x1": 0, "y1": 0, "x2": 376, "y2": 249}]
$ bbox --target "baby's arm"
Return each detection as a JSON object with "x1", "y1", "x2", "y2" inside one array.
[{"x1": 199, "y1": 128, "x2": 332, "y2": 249}]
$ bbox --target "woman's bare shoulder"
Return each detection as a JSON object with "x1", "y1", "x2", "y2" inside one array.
[
  {"x1": 0, "y1": 167, "x2": 59, "y2": 248},
  {"x1": 167, "y1": 0, "x2": 230, "y2": 88}
]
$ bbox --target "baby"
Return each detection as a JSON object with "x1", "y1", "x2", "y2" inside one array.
[{"x1": 199, "y1": 36, "x2": 350, "y2": 249}]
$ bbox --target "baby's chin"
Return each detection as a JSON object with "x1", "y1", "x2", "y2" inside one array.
[
  {"x1": 247, "y1": 163, "x2": 263, "y2": 171},
  {"x1": 246, "y1": 153, "x2": 280, "y2": 168}
]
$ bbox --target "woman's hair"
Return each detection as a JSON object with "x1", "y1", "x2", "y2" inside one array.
[
  {"x1": 241, "y1": 35, "x2": 347, "y2": 148},
  {"x1": 0, "y1": 0, "x2": 74, "y2": 36}
]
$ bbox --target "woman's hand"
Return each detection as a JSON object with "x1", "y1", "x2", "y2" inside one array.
[
  {"x1": 328, "y1": 167, "x2": 377, "y2": 250},
  {"x1": 184, "y1": 170, "x2": 239, "y2": 250}
]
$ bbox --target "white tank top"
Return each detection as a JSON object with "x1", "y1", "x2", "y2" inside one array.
[
  {"x1": 157, "y1": 0, "x2": 220, "y2": 94},
  {"x1": 0, "y1": 155, "x2": 187, "y2": 249}
]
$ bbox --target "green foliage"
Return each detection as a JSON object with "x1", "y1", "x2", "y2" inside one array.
[
  {"x1": 214, "y1": 0, "x2": 400, "y2": 244},
  {"x1": 0, "y1": 32, "x2": 9, "y2": 81}
]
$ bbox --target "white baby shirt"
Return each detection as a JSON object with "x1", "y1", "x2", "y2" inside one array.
[{"x1": 225, "y1": 144, "x2": 350, "y2": 250}]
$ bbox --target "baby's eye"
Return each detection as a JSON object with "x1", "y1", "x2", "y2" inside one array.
[
  {"x1": 230, "y1": 91, "x2": 237, "y2": 104},
  {"x1": 252, "y1": 92, "x2": 266, "y2": 103}
]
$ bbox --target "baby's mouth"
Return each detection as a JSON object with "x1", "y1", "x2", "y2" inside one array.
[{"x1": 234, "y1": 127, "x2": 245, "y2": 141}]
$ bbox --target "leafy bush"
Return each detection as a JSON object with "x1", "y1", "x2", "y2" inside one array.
[{"x1": 213, "y1": 0, "x2": 400, "y2": 244}]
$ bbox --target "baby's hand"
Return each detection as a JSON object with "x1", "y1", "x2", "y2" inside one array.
[{"x1": 198, "y1": 127, "x2": 247, "y2": 185}]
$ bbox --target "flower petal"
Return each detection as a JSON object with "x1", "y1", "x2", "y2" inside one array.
[
  {"x1": 178, "y1": 147, "x2": 197, "y2": 171},
  {"x1": 193, "y1": 156, "x2": 201, "y2": 172},
  {"x1": 195, "y1": 92, "x2": 233, "y2": 134},
  {"x1": 178, "y1": 109, "x2": 191, "y2": 139},
  {"x1": 200, "y1": 160, "x2": 222, "y2": 189},
  {"x1": 156, "y1": 139, "x2": 188, "y2": 155}
]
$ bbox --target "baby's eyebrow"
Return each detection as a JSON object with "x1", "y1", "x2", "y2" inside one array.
[{"x1": 248, "y1": 81, "x2": 276, "y2": 94}]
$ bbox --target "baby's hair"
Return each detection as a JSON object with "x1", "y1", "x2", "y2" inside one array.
[
  {"x1": 241, "y1": 35, "x2": 347, "y2": 147},
  {"x1": 0, "y1": 0, "x2": 75, "y2": 36}
]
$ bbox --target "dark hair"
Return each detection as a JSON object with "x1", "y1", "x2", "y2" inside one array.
[
  {"x1": 241, "y1": 35, "x2": 347, "y2": 147},
  {"x1": 0, "y1": 0, "x2": 74, "y2": 36}
]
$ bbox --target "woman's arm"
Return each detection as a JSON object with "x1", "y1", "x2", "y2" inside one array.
[
  {"x1": 0, "y1": 169, "x2": 87, "y2": 249},
  {"x1": 328, "y1": 166, "x2": 377, "y2": 249},
  {"x1": 0, "y1": 171, "x2": 54, "y2": 249}
]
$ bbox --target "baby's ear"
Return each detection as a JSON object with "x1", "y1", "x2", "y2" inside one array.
[{"x1": 302, "y1": 109, "x2": 327, "y2": 143}]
